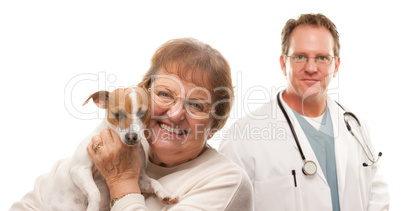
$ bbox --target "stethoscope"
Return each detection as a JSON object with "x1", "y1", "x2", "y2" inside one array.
[{"x1": 276, "y1": 92, "x2": 382, "y2": 176}]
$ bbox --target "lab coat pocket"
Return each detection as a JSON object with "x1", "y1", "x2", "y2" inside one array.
[{"x1": 254, "y1": 176, "x2": 303, "y2": 211}]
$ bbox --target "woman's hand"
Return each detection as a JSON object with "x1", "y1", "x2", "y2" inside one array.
[{"x1": 87, "y1": 129, "x2": 141, "y2": 198}]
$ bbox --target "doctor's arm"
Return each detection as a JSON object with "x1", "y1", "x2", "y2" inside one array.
[
  {"x1": 368, "y1": 164, "x2": 390, "y2": 211},
  {"x1": 362, "y1": 121, "x2": 390, "y2": 211}
]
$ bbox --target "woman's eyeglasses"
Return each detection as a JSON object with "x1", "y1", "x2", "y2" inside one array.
[{"x1": 148, "y1": 86, "x2": 214, "y2": 119}]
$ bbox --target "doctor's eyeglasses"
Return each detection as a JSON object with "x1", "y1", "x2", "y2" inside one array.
[
  {"x1": 148, "y1": 85, "x2": 214, "y2": 119},
  {"x1": 287, "y1": 54, "x2": 335, "y2": 66}
]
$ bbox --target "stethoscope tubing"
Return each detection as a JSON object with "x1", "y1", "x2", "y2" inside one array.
[
  {"x1": 276, "y1": 92, "x2": 307, "y2": 161},
  {"x1": 277, "y1": 91, "x2": 382, "y2": 170},
  {"x1": 336, "y1": 101, "x2": 382, "y2": 165},
  {"x1": 277, "y1": 92, "x2": 318, "y2": 176}
]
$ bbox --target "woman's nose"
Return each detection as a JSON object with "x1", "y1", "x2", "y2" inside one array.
[{"x1": 166, "y1": 99, "x2": 186, "y2": 122}]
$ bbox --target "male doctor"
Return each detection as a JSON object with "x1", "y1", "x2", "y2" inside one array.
[{"x1": 219, "y1": 13, "x2": 390, "y2": 211}]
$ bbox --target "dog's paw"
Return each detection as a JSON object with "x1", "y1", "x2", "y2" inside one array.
[
  {"x1": 156, "y1": 191, "x2": 179, "y2": 204},
  {"x1": 161, "y1": 196, "x2": 179, "y2": 204}
]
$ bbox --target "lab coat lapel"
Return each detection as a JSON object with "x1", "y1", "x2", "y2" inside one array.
[
  {"x1": 327, "y1": 97, "x2": 348, "y2": 205},
  {"x1": 277, "y1": 94, "x2": 327, "y2": 184},
  {"x1": 290, "y1": 111, "x2": 328, "y2": 183}
]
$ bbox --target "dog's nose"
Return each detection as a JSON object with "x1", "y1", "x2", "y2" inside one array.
[{"x1": 125, "y1": 132, "x2": 139, "y2": 145}]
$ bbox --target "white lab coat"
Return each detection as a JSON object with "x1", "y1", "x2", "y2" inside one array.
[{"x1": 219, "y1": 94, "x2": 390, "y2": 211}]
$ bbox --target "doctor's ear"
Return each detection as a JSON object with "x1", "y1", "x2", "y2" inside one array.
[
  {"x1": 280, "y1": 55, "x2": 287, "y2": 76},
  {"x1": 333, "y1": 57, "x2": 341, "y2": 78}
]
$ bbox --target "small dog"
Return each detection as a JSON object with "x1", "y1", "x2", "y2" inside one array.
[{"x1": 41, "y1": 87, "x2": 178, "y2": 211}]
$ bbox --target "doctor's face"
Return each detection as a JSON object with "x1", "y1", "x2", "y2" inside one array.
[{"x1": 280, "y1": 25, "x2": 340, "y2": 100}]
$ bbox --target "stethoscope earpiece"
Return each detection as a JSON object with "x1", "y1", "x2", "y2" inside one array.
[{"x1": 362, "y1": 152, "x2": 383, "y2": 167}]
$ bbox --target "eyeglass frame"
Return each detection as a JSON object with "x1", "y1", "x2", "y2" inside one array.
[
  {"x1": 147, "y1": 85, "x2": 215, "y2": 119},
  {"x1": 286, "y1": 54, "x2": 336, "y2": 66}
]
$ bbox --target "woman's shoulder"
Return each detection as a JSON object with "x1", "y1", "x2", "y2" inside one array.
[
  {"x1": 146, "y1": 148, "x2": 254, "y2": 210},
  {"x1": 198, "y1": 148, "x2": 254, "y2": 208},
  {"x1": 149, "y1": 147, "x2": 252, "y2": 192},
  {"x1": 189, "y1": 146, "x2": 253, "y2": 186},
  {"x1": 198, "y1": 147, "x2": 251, "y2": 180}
]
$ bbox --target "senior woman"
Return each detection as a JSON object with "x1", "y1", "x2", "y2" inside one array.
[{"x1": 11, "y1": 38, "x2": 253, "y2": 210}]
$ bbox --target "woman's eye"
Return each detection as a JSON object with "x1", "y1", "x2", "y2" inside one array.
[
  {"x1": 187, "y1": 101, "x2": 205, "y2": 112},
  {"x1": 158, "y1": 91, "x2": 173, "y2": 99},
  {"x1": 191, "y1": 103, "x2": 203, "y2": 111}
]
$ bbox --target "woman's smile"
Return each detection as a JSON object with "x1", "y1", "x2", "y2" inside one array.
[{"x1": 158, "y1": 122, "x2": 188, "y2": 136}]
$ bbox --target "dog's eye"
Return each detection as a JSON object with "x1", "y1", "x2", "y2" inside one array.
[
  {"x1": 111, "y1": 111, "x2": 124, "y2": 120},
  {"x1": 137, "y1": 108, "x2": 148, "y2": 117},
  {"x1": 111, "y1": 112, "x2": 119, "y2": 118}
]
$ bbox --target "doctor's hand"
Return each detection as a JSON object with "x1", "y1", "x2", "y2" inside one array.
[{"x1": 87, "y1": 129, "x2": 141, "y2": 198}]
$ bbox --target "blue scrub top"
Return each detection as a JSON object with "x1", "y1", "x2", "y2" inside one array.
[{"x1": 292, "y1": 107, "x2": 340, "y2": 211}]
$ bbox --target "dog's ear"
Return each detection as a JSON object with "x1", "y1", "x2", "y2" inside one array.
[{"x1": 82, "y1": 91, "x2": 110, "y2": 109}]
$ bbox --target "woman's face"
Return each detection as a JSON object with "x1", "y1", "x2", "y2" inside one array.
[{"x1": 146, "y1": 72, "x2": 214, "y2": 167}]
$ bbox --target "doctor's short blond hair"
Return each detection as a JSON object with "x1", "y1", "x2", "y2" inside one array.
[
  {"x1": 281, "y1": 13, "x2": 341, "y2": 58},
  {"x1": 140, "y1": 37, "x2": 234, "y2": 134}
]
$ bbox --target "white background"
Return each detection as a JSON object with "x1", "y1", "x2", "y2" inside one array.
[{"x1": 1, "y1": 0, "x2": 400, "y2": 210}]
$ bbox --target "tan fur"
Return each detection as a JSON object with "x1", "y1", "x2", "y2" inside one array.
[{"x1": 83, "y1": 87, "x2": 150, "y2": 130}]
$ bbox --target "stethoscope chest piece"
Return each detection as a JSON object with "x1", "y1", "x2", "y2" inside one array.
[{"x1": 302, "y1": 160, "x2": 318, "y2": 176}]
